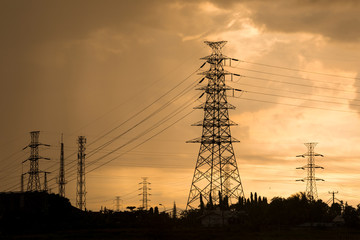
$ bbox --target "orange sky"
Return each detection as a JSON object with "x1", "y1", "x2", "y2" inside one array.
[{"x1": 1, "y1": 0, "x2": 360, "y2": 211}]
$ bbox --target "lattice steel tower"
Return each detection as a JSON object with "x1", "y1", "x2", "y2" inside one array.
[
  {"x1": 57, "y1": 134, "x2": 66, "y2": 197},
  {"x1": 76, "y1": 136, "x2": 86, "y2": 210},
  {"x1": 186, "y1": 41, "x2": 245, "y2": 210},
  {"x1": 23, "y1": 131, "x2": 50, "y2": 191},
  {"x1": 139, "y1": 177, "x2": 151, "y2": 210},
  {"x1": 296, "y1": 142, "x2": 324, "y2": 201}
]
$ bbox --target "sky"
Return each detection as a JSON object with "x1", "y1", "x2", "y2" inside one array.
[{"x1": 1, "y1": 0, "x2": 360, "y2": 211}]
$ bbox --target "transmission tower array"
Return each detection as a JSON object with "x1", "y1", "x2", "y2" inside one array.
[
  {"x1": 139, "y1": 177, "x2": 151, "y2": 210},
  {"x1": 186, "y1": 41, "x2": 245, "y2": 210},
  {"x1": 296, "y1": 142, "x2": 324, "y2": 201},
  {"x1": 22, "y1": 131, "x2": 50, "y2": 191},
  {"x1": 57, "y1": 134, "x2": 66, "y2": 197},
  {"x1": 76, "y1": 136, "x2": 86, "y2": 210}
]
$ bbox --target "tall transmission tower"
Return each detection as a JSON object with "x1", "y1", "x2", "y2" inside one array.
[
  {"x1": 296, "y1": 142, "x2": 324, "y2": 201},
  {"x1": 76, "y1": 136, "x2": 86, "y2": 210},
  {"x1": 186, "y1": 41, "x2": 245, "y2": 210},
  {"x1": 23, "y1": 131, "x2": 50, "y2": 191},
  {"x1": 139, "y1": 177, "x2": 151, "y2": 210},
  {"x1": 57, "y1": 134, "x2": 66, "y2": 197}
]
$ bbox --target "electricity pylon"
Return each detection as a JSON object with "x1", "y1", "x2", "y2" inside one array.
[
  {"x1": 57, "y1": 134, "x2": 66, "y2": 197},
  {"x1": 296, "y1": 142, "x2": 324, "y2": 201},
  {"x1": 76, "y1": 136, "x2": 86, "y2": 210},
  {"x1": 186, "y1": 41, "x2": 245, "y2": 210},
  {"x1": 23, "y1": 131, "x2": 50, "y2": 191},
  {"x1": 139, "y1": 177, "x2": 151, "y2": 210},
  {"x1": 327, "y1": 191, "x2": 340, "y2": 205},
  {"x1": 115, "y1": 196, "x2": 121, "y2": 212}
]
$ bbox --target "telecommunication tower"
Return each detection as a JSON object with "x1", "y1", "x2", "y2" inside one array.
[
  {"x1": 296, "y1": 142, "x2": 324, "y2": 201},
  {"x1": 57, "y1": 134, "x2": 66, "y2": 197},
  {"x1": 23, "y1": 131, "x2": 50, "y2": 191},
  {"x1": 76, "y1": 136, "x2": 86, "y2": 210},
  {"x1": 186, "y1": 41, "x2": 245, "y2": 210},
  {"x1": 139, "y1": 177, "x2": 151, "y2": 210}
]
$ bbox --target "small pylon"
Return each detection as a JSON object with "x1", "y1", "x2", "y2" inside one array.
[
  {"x1": 139, "y1": 177, "x2": 151, "y2": 210},
  {"x1": 296, "y1": 142, "x2": 324, "y2": 201},
  {"x1": 57, "y1": 134, "x2": 66, "y2": 197},
  {"x1": 327, "y1": 191, "x2": 340, "y2": 205},
  {"x1": 115, "y1": 196, "x2": 121, "y2": 212},
  {"x1": 76, "y1": 136, "x2": 86, "y2": 210},
  {"x1": 23, "y1": 131, "x2": 50, "y2": 191}
]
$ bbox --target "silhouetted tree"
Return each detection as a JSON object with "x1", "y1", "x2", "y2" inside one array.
[
  {"x1": 199, "y1": 193, "x2": 205, "y2": 212},
  {"x1": 172, "y1": 202, "x2": 177, "y2": 219},
  {"x1": 343, "y1": 205, "x2": 359, "y2": 227},
  {"x1": 329, "y1": 202, "x2": 342, "y2": 217},
  {"x1": 207, "y1": 193, "x2": 213, "y2": 209},
  {"x1": 218, "y1": 191, "x2": 223, "y2": 208},
  {"x1": 154, "y1": 206, "x2": 159, "y2": 215},
  {"x1": 254, "y1": 192, "x2": 258, "y2": 204}
]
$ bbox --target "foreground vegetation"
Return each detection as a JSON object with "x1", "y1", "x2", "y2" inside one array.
[{"x1": 1, "y1": 191, "x2": 360, "y2": 239}]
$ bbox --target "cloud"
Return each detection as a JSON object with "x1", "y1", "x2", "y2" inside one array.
[{"x1": 243, "y1": 0, "x2": 360, "y2": 42}]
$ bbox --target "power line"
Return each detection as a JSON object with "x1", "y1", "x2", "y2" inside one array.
[
  {"x1": 240, "y1": 75, "x2": 360, "y2": 95},
  {"x1": 231, "y1": 66, "x2": 358, "y2": 88},
  {"x1": 230, "y1": 81, "x2": 360, "y2": 103},
  {"x1": 238, "y1": 59, "x2": 360, "y2": 80},
  {"x1": 35, "y1": 69, "x2": 202, "y2": 191},
  {"x1": 45, "y1": 95, "x2": 198, "y2": 190},
  {"x1": 243, "y1": 90, "x2": 360, "y2": 108},
  {"x1": 236, "y1": 96, "x2": 358, "y2": 114}
]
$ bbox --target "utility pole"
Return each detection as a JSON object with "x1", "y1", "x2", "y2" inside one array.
[
  {"x1": 327, "y1": 191, "x2": 339, "y2": 205},
  {"x1": 296, "y1": 142, "x2": 324, "y2": 201},
  {"x1": 57, "y1": 134, "x2": 66, "y2": 197},
  {"x1": 115, "y1": 196, "x2": 121, "y2": 212},
  {"x1": 76, "y1": 136, "x2": 86, "y2": 210},
  {"x1": 139, "y1": 177, "x2": 151, "y2": 210},
  {"x1": 21, "y1": 173, "x2": 26, "y2": 192},
  {"x1": 43, "y1": 171, "x2": 50, "y2": 192},
  {"x1": 186, "y1": 41, "x2": 245, "y2": 210},
  {"x1": 23, "y1": 131, "x2": 50, "y2": 191}
]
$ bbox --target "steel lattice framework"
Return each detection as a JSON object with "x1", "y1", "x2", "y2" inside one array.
[
  {"x1": 76, "y1": 136, "x2": 86, "y2": 210},
  {"x1": 23, "y1": 131, "x2": 50, "y2": 191},
  {"x1": 139, "y1": 177, "x2": 151, "y2": 210},
  {"x1": 186, "y1": 41, "x2": 245, "y2": 210},
  {"x1": 296, "y1": 142, "x2": 324, "y2": 201},
  {"x1": 58, "y1": 134, "x2": 66, "y2": 197}
]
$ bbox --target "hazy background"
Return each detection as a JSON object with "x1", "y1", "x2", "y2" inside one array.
[{"x1": 1, "y1": 0, "x2": 360, "y2": 211}]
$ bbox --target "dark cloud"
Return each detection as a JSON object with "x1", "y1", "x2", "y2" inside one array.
[
  {"x1": 206, "y1": 0, "x2": 360, "y2": 42},
  {"x1": 244, "y1": 0, "x2": 360, "y2": 42}
]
